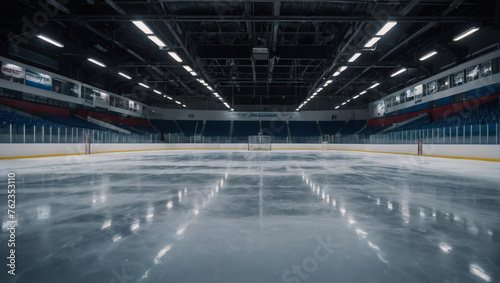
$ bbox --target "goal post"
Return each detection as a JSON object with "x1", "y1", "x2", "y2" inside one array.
[
  {"x1": 248, "y1": 135, "x2": 272, "y2": 151},
  {"x1": 84, "y1": 134, "x2": 91, "y2": 155}
]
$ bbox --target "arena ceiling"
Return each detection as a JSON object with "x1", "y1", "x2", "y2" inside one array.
[{"x1": 0, "y1": 0, "x2": 498, "y2": 111}]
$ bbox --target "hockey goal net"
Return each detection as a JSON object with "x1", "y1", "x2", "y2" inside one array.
[
  {"x1": 84, "y1": 134, "x2": 91, "y2": 155},
  {"x1": 248, "y1": 135, "x2": 272, "y2": 151}
]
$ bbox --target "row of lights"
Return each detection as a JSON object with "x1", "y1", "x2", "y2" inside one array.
[
  {"x1": 334, "y1": 83, "x2": 379, "y2": 109},
  {"x1": 35, "y1": 23, "x2": 189, "y2": 108},
  {"x1": 133, "y1": 20, "x2": 232, "y2": 110},
  {"x1": 130, "y1": 21, "x2": 188, "y2": 108},
  {"x1": 296, "y1": 22, "x2": 398, "y2": 111},
  {"x1": 196, "y1": 77, "x2": 233, "y2": 111},
  {"x1": 335, "y1": 26, "x2": 481, "y2": 110},
  {"x1": 297, "y1": 23, "x2": 481, "y2": 112}
]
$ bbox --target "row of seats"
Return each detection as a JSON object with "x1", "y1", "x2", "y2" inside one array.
[
  {"x1": 421, "y1": 99, "x2": 498, "y2": 129},
  {"x1": 37, "y1": 114, "x2": 103, "y2": 130},
  {"x1": 0, "y1": 109, "x2": 66, "y2": 128},
  {"x1": 150, "y1": 119, "x2": 368, "y2": 137},
  {"x1": 1, "y1": 108, "x2": 160, "y2": 136}
]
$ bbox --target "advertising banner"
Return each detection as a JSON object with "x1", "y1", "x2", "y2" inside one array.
[
  {"x1": 25, "y1": 69, "x2": 52, "y2": 91},
  {"x1": 1, "y1": 62, "x2": 25, "y2": 83}
]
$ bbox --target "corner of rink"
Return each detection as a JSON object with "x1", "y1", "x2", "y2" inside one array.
[{"x1": 0, "y1": 143, "x2": 498, "y2": 162}]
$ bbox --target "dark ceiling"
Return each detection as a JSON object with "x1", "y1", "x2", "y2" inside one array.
[{"x1": 0, "y1": 0, "x2": 498, "y2": 111}]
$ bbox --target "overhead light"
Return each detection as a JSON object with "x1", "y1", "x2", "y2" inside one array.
[
  {"x1": 376, "y1": 21, "x2": 397, "y2": 36},
  {"x1": 163, "y1": 95, "x2": 167, "y2": 98},
  {"x1": 391, "y1": 68, "x2": 407, "y2": 77},
  {"x1": 369, "y1": 82, "x2": 380, "y2": 89},
  {"x1": 153, "y1": 89, "x2": 162, "y2": 95},
  {"x1": 132, "y1": 21, "x2": 154, "y2": 35},
  {"x1": 295, "y1": 108, "x2": 299, "y2": 111},
  {"x1": 341, "y1": 102, "x2": 346, "y2": 105},
  {"x1": 168, "y1": 52, "x2": 183, "y2": 63},
  {"x1": 348, "y1": 53, "x2": 361, "y2": 63},
  {"x1": 189, "y1": 71, "x2": 198, "y2": 76},
  {"x1": 207, "y1": 86, "x2": 213, "y2": 91},
  {"x1": 36, "y1": 34, "x2": 64, "y2": 48},
  {"x1": 307, "y1": 98, "x2": 311, "y2": 101},
  {"x1": 118, "y1": 72, "x2": 132, "y2": 80},
  {"x1": 87, "y1": 58, "x2": 106, "y2": 68},
  {"x1": 360, "y1": 90, "x2": 367, "y2": 95},
  {"x1": 339, "y1": 66, "x2": 347, "y2": 72},
  {"x1": 218, "y1": 96, "x2": 224, "y2": 101},
  {"x1": 138, "y1": 83, "x2": 150, "y2": 89},
  {"x1": 333, "y1": 71, "x2": 341, "y2": 77},
  {"x1": 213, "y1": 92, "x2": 220, "y2": 97},
  {"x1": 183, "y1": 65, "x2": 193, "y2": 72},
  {"x1": 182, "y1": 104, "x2": 187, "y2": 108},
  {"x1": 353, "y1": 95, "x2": 360, "y2": 99},
  {"x1": 453, "y1": 27, "x2": 479, "y2": 41},
  {"x1": 364, "y1": 37, "x2": 381, "y2": 48},
  {"x1": 419, "y1": 51, "x2": 437, "y2": 61},
  {"x1": 317, "y1": 87, "x2": 323, "y2": 92},
  {"x1": 346, "y1": 99, "x2": 350, "y2": 103},
  {"x1": 166, "y1": 96, "x2": 173, "y2": 100},
  {"x1": 175, "y1": 101, "x2": 181, "y2": 104},
  {"x1": 335, "y1": 106, "x2": 340, "y2": 109},
  {"x1": 231, "y1": 109, "x2": 234, "y2": 111},
  {"x1": 325, "y1": 79, "x2": 333, "y2": 84},
  {"x1": 148, "y1": 36, "x2": 166, "y2": 48}
]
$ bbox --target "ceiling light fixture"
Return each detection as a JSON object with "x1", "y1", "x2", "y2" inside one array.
[
  {"x1": 166, "y1": 96, "x2": 173, "y2": 100},
  {"x1": 175, "y1": 101, "x2": 181, "y2": 104},
  {"x1": 419, "y1": 51, "x2": 438, "y2": 61},
  {"x1": 353, "y1": 95, "x2": 360, "y2": 99},
  {"x1": 183, "y1": 65, "x2": 193, "y2": 72},
  {"x1": 118, "y1": 72, "x2": 132, "y2": 80},
  {"x1": 132, "y1": 21, "x2": 154, "y2": 35},
  {"x1": 138, "y1": 83, "x2": 150, "y2": 89},
  {"x1": 453, "y1": 27, "x2": 479, "y2": 41},
  {"x1": 147, "y1": 36, "x2": 166, "y2": 48},
  {"x1": 335, "y1": 106, "x2": 340, "y2": 109},
  {"x1": 369, "y1": 82, "x2": 380, "y2": 89},
  {"x1": 36, "y1": 34, "x2": 64, "y2": 48},
  {"x1": 87, "y1": 58, "x2": 106, "y2": 68},
  {"x1": 348, "y1": 53, "x2": 361, "y2": 63},
  {"x1": 153, "y1": 90, "x2": 162, "y2": 95},
  {"x1": 189, "y1": 71, "x2": 198, "y2": 76},
  {"x1": 168, "y1": 52, "x2": 183, "y2": 63},
  {"x1": 376, "y1": 21, "x2": 397, "y2": 36},
  {"x1": 390, "y1": 68, "x2": 407, "y2": 77},
  {"x1": 360, "y1": 90, "x2": 367, "y2": 95},
  {"x1": 364, "y1": 37, "x2": 381, "y2": 48}
]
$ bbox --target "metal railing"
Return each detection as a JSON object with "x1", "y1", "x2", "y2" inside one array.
[
  {"x1": 0, "y1": 124, "x2": 162, "y2": 144},
  {"x1": 1, "y1": 123, "x2": 497, "y2": 145}
]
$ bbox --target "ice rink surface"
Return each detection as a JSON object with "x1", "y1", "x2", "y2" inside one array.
[{"x1": 0, "y1": 150, "x2": 499, "y2": 283}]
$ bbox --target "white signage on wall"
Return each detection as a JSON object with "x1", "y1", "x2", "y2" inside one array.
[
  {"x1": 1, "y1": 63, "x2": 25, "y2": 83},
  {"x1": 414, "y1": 84, "x2": 423, "y2": 96},
  {"x1": 227, "y1": 112, "x2": 299, "y2": 119},
  {"x1": 25, "y1": 69, "x2": 52, "y2": 91}
]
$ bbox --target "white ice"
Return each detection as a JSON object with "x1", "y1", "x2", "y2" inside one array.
[{"x1": 0, "y1": 150, "x2": 499, "y2": 283}]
